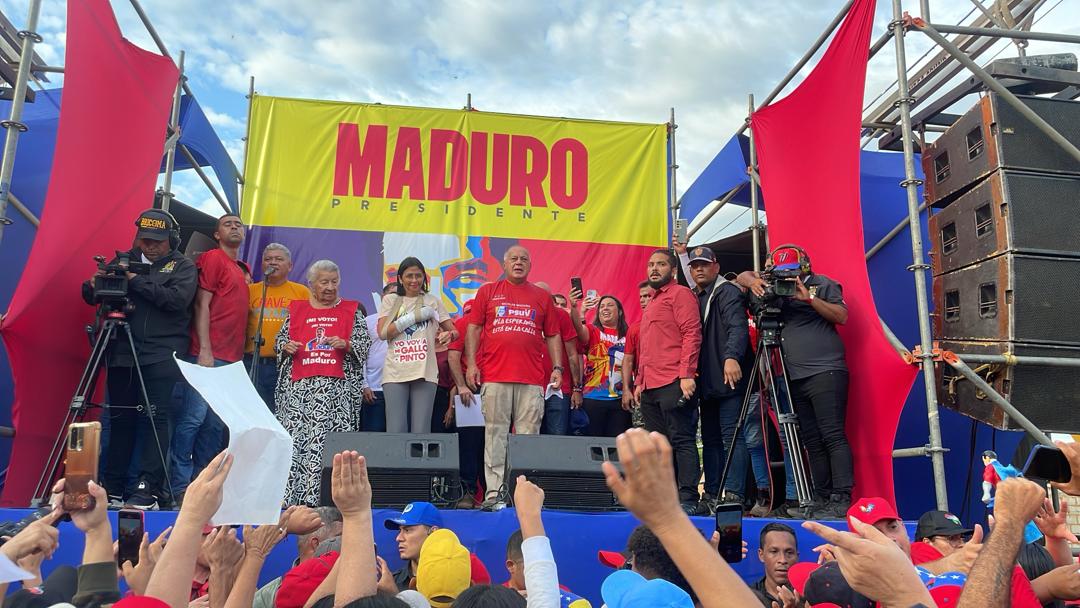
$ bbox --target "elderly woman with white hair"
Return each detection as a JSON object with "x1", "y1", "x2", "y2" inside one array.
[{"x1": 274, "y1": 259, "x2": 371, "y2": 505}]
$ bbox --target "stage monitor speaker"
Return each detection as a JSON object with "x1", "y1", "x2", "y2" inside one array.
[
  {"x1": 937, "y1": 340, "x2": 1080, "y2": 432},
  {"x1": 506, "y1": 435, "x2": 622, "y2": 512},
  {"x1": 932, "y1": 253, "x2": 1080, "y2": 346},
  {"x1": 922, "y1": 94, "x2": 1080, "y2": 205},
  {"x1": 319, "y1": 433, "x2": 459, "y2": 508},
  {"x1": 929, "y1": 170, "x2": 1080, "y2": 276}
]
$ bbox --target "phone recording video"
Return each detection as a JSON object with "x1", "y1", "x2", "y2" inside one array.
[
  {"x1": 1022, "y1": 444, "x2": 1072, "y2": 483},
  {"x1": 117, "y1": 509, "x2": 145, "y2": 566},
  {"x1": 714, "y1": 503, "x2": 743, "y2": 563},
  {"x1": 570, "y1": 277, "x2": 583, "y2": 297},
  {"x1": 63, "y1": 422, "x2": 101, "y2": 512}
]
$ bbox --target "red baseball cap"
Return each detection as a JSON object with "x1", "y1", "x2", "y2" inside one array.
[
  {"x1": 597, "y1": 549, "x2": 627, "y2": 569},
  {"x1": 786, "y1": 562, "x2": 819, "y2": 595},
  {"x1": 114, "y1": 597, "x2": 170, "y2": 608},
  {"x1": 275, "y1": 551, "x2": 340, "y2": 608},
  {"x1": 846, "y1": 497, "x2": 901, "y2": 531}
]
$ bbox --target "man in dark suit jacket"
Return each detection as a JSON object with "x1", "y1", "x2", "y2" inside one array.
[{"x1": 687, "y1": 246, "x2": 752, "y2": 513}]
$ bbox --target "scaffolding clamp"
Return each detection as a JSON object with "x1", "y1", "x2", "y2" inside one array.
[
  {"x1": 1, "y1": 120, "x2": 28, "y2": 133},
  {"x1": 906, "y1": 262, "x2": 931, "y2": 272},
  {"x1": 899, "y1": 178, "x2": 924, "y2": 188},
  {"x1": 17, "y1": 30, "x2": 42, "y2": 43},
  {"x1": 905, "y1": 342, "x2": 944, "y2": 365}
]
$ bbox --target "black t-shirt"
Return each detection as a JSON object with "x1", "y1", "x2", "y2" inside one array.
[{"x1": 777, "y1": 273, "x2": 847, "y2": 380}]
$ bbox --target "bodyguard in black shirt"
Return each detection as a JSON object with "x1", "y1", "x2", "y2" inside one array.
[
  {"x1": 737, "y1": 245, "x2": 851, "y2": 519},
  {"x1": 687, "y1": 246, "x2": 752, "y2": 512},
  {"x1": 81, "y1": 209, "x2": 197, "y2": 509}
]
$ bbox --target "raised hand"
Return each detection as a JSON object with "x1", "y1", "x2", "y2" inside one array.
[
  {"x1": 375, "y1": 556, "x2": 398, "y2": 595},
  {"x1": 803, "y1": 519, "x2": 934, "y2": 607},
  {"x1": 122, "y1": 526, "x2": 171, "y2": 596},
  {"x1": 1051, "y1": 440, "x2": 1080, "y2": 496},
  {"x1": 205, "y1": 526, "x2": 245, "y2": 572},
  {"x1": 513, "y1": 476, "x2": 545, "y2": 518},
  {"x1": 993, "y1": 477, "x2": 1047, "y2": 529},
  {"x1": 282, "y1": 340, "x2": 302, "y2": 355},
  {"x1": 1035, "y1": 497, "x2": 1079, "y2": 542},
  {"x1": 51, "y1": 478, "x2": 108, "y2": 533},
  {"x1": 178, "y1": 451, "x2": 234, "y2": 528},
  {"x1": 0, "y1": 508, "x2": 61, "y2": 562},
  {"x1": 603, "y1": 429, "x2": 682, "y2": 530},
  {"x1": 285, "y1": 506, "x2": 321, "y2": 536},
  {"x1": 331, "y1": 451, "x2": 371, "y2": 517}
]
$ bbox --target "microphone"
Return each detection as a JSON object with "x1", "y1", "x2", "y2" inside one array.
[{"x1": 265, "y1": 266, "x2": 278, "y2": 277}]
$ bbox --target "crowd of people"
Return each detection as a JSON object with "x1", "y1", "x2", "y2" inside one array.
[
  {"x1": 88, "y1": 209, "x2": 861, "y2": 518},
  {"x1": 9, "y1": 431, "x2": 1080, "y2": 608}
]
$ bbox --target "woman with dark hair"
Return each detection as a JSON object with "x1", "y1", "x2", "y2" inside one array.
[
  {"x1": 569, "y1": 290, "x2": 632, "y2": 437},
  {"x1": 377, "y1": 257, "x2": 457, "y2": 433}
]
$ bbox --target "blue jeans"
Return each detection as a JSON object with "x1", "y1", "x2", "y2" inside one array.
[
  {"x1": 243, "y1": 355, "x2": 278, "y2": 413},
  {"x1": 170, "y1": 357, "x2": 229, "y2": 496},
  {"x1": 541, "y1": 393, "x2": 569, "y2": 435},
  {"x1": 701, "y1": 392, "x2": 747, "y2": 498},
  {"x1": 361, "y1": 390, "x2": 386, "y2": 432},
  {"x1": 742, "y1": 392, "x2": 772, "y2": 490}
]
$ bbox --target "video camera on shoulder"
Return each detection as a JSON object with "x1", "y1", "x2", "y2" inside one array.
[{"x1": 91, "y1": 250, "x2": 151, "y2": 305}]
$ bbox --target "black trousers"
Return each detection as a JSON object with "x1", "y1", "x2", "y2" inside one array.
[
  {"x1": 458, "y1": 426, "x2": 485, "y2": 495},
  {"x1": 790, "y1": 370, "x2": 853, "y2": 497},
  {"x1": 640, "y1": 381, "x2": 700, "y2": 503},
  {"x1": 431, "y1": 386, "x2": 452, "y2": 433},
  {"x1": 583, "y1": 398, "x2": 632, "y2": 437},
  {"x1": 103, "y1": 360, "x2": 180, "y2": 498}
]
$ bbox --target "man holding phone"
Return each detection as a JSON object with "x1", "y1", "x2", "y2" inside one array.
[
  {"x1": 635, "y1": 249, "x2": 703, "y2": 515},
  {"x1": 687, "y1": 246, "x2": 753, "y2": 513}
]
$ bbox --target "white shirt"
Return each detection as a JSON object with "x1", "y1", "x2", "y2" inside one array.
[
  {"x1": 523, "y1": 536, "x2": 560, "y2": 608},
  {"x1": 365, "y1": 313, "x2": 387, "y2": 392}
]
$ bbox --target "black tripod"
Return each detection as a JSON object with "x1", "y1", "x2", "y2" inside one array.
[
  {"x1": 716, "y1": 313, "x2": 815, "y2": 508},
  {"x1": 31, "y1": 306, "x2": 173, "y2": 507}
]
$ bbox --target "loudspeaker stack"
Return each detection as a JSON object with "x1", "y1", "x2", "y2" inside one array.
[{"x1": 924, "y1": 93, "x2": 1080, "y2": 432}]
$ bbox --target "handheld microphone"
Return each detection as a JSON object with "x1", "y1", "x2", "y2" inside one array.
[{"x1": 265, "y1": 266, "x2": 278, "y2": 277}]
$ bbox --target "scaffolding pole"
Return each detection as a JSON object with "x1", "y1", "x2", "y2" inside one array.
[
  {"x1": 178, "y1": 144, "x2": 231, "y2": 214},
  {"x1": 942, "y1": 351, "x2": 1053, "y2": 447},
  {"x1": 892, "y1": 0, "x2": 949, "y2": 511},
  {"x1": 747, "y1": 95, "x2": 762, "y2": 271},
  {"x1": 927, "y1": 23, "x2": 1080, "y2": 45},
  {"x1": 687, "y1": 183, "x2": 744, "y2": 240},
  {"x1": 159, "y1": 51, "x2": 185, "y2": 214},
  {"x1": 668, "y1": 107, "x2": 679, "y2": 230},
  {"x1": 0, "y1": 0, "x2": 42, "y2": 248},
  {"x1": 954, "y1": 354, "x2": 1080, "y2": 368}
]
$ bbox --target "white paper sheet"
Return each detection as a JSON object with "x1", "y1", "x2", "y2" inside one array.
[
  {"x1": 175, "y1": 357, "x2": 293, "y2": 525},
  {"x1": 453, "y1": 395, "x2": 485, "y2": 428},
  {"x1": 0, "y1": 554, "x2": 32, "y2": 584},
  {"x1": 543, "y1": 381, "x2": 561, "y2": 401}
]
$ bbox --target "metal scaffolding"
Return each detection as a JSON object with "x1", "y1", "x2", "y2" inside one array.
[{"x1": 723, "y1": 0, "x2": 1080, "y2": 510}]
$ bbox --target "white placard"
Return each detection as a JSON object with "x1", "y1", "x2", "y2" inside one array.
[
  {"x1": 175, "y1": 357, "x2": 293, "y2": 524},
  {"x1": 453, "y1": 394, "x2": 485, "y2": 428}
]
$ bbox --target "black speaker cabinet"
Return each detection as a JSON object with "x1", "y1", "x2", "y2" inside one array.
[
  {"x1": 929, "y1": 170, "x2": 1080, "y2": 275},
  {"x1": 938, "y1": 340, "x2": 1080, "y2": 432},
  {"x1": 507, "y1": 435, "x2": 622, "y2": 512},
  {"x1": 933, "y1": 254, "x2": 1080, "y2": 346},
  {"x1": 922, "y1": 94, "x2": 1080, "y2": 205},
  {"x1": 319, "y1": 433, "x2": 459, "y2": 508}
]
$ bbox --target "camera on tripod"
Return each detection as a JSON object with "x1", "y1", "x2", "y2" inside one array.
[
  {"x1": 91, "y1": 251, "x2": 150, "y2": 306},
  {"x1": 750, "y1": 266, "x2": 800, "y2": 318}
]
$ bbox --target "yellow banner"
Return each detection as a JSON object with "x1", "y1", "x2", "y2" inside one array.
[{"x1": 242, "y1": 96, "x2": 668, "y2": 247}]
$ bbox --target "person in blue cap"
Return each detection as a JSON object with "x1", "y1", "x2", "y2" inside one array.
[{"x1": 385, "y1": 501, "x2": 444, "y2": 591}]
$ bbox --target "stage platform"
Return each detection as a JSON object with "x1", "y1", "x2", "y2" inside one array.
[{"x1": 0, "y1": 507, "x2": 856, "y2": 604}]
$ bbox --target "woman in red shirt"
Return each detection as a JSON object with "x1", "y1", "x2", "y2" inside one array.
[{"x1": 569, "y1": 291, "x2": 631, "y2": 437}]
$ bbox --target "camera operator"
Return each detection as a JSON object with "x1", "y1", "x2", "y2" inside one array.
[
  {"x1": 736, "y1": 245, "x2": 851, "y2": 519},
  {"x1": 81, "y1": 209, "x2": 196, "y2": 509}
]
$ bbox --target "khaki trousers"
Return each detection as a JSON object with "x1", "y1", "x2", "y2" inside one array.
[{"x1": 480, "y1": 382, "x2": 543, "y2": 497}]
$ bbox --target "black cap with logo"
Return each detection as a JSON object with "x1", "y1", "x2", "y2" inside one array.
[
  {"x1": 915, "y1": 510, "x2": 973, "y2": 541},
  {"x1": 688, "y1": 246, "x2": 716, "y2": 264},
  {"x1": 134, "y1": 209, "x2": 177, "y2": 241}
]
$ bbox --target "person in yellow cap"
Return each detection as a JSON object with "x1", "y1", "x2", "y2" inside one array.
[{"x1": 416, "y1": 529, "x2": 471, "y2": 608}]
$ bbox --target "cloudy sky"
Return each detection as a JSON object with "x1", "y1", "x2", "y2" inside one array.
[{"x1": 4, "y1": 0, "x2": 1078, "y2": 242}]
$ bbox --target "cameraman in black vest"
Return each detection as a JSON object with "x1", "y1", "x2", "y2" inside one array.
[
  {"x1": 736, "y1": 245, "x2": 850, "y2": 519},
  {"x1": 81, "y1": 209, "x2": 197, "y2": 509}
]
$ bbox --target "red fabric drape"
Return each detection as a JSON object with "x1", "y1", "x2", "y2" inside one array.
[
  {"x1": 0, "y1": 0, "x2": 178, "y2": 505},
  {"x1": 751, "y1": 0, "x2": 918, "y2": 505}
]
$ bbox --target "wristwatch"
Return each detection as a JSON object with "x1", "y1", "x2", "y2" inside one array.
[{"x1": 552, "y1": 365, "x2": 564, "y2": 372}]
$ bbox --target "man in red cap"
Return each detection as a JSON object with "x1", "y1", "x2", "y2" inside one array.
[{"x1": 737, "y1": 245, "x2": 851, "y2": 519}]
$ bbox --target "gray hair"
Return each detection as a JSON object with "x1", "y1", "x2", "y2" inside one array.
[
  {"x1": 307, "y1": 259, "x2": 340, "y2": 284},
  {"x1": 263, "y1": 242, "x2": 292, "y2": 261},
  {"x1": 297, "y1": 506, "x2": 343, "y2": 548}
]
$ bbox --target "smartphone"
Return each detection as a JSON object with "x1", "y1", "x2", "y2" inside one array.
[
  {"x1": 714, "y1": 503, "x2": 743, "y2": 563},
  {"x1": 674, "y1": 218, "x2": 689, "y2": 244},
  {"x1": 63, "y1": 422, "x2": 101, "y2": 512},
  {"x1": 570, "y1": 277, "x2": 583, "y2": 297},
  {"x1": 117, "y1": 509, "x2": 145, "y2": 566},
  {"x1": 1022, "y1": 445, "x2": 1072, "y2": 483}
]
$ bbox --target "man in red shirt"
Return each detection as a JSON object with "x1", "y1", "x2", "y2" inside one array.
[
  {"x1": 464, "y1": 246, "x2": 564, "y2": 510},
  {"x1": 534, "y1": 281, "x2": 582, "y2": 436},
  {"x1": 635, "y1": 249, "x2": 703, "y2": 514},
  {"x1": 170, "y1": 214, "x2": 250, "y2": 504},
  {"x1": 621, "y1": 280, "x2": 653, "y2": 423}
]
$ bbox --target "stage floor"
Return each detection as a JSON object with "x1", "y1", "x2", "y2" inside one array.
[{"x1": 0, "y1": 507, "x2": 853, "y2": 604}]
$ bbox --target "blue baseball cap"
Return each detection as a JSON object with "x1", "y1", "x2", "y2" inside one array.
[
  {"x1": 601, "y1": 570, "x2": 693, "y2": 608},
  {"x1": 384, "y1": 501, "x2": 443, "y2": 530}
]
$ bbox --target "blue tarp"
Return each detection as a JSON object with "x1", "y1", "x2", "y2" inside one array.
[
  {"x1": 162, "y1": 95, "x2": 240, "y2": 211},
  {"x1": 681, "y1": 134, "x2": 1024, "y2": 521}
]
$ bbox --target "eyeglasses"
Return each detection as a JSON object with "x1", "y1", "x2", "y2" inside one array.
[{"x1": 931, "y1": 534, "x2": 965, "y2": 547}]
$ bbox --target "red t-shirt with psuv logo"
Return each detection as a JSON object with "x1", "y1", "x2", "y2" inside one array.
[{"x1": 468, "y1": 280, "x2": 560, "y2": 387}]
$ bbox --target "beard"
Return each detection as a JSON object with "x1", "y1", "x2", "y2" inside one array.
[{"x1": 647, "y1": 273, "x2": 672, "y2": 289}]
